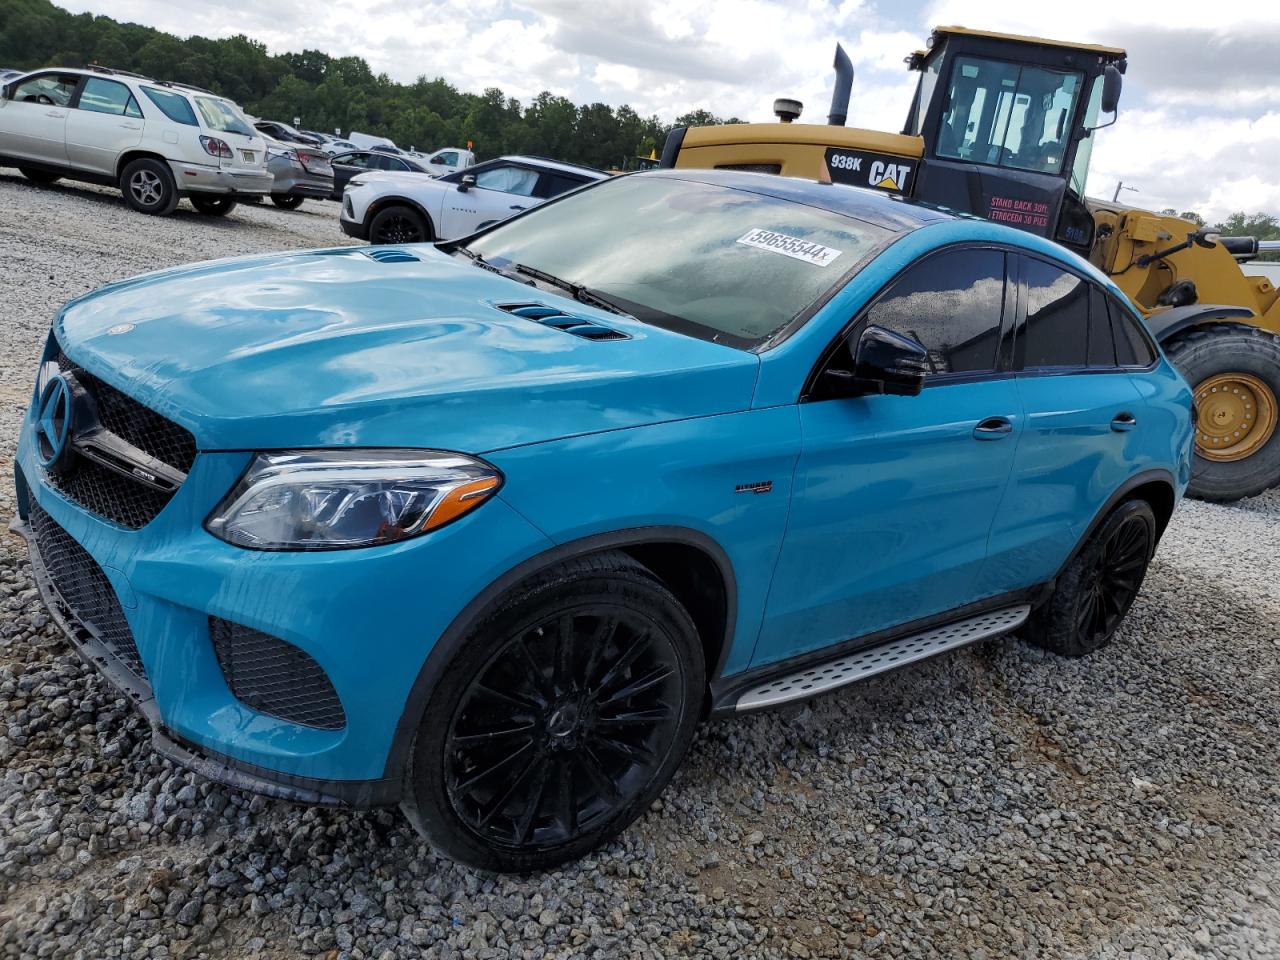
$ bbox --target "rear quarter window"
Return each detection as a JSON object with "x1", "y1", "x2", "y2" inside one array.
[{"x1": 142, "y1": 87, "x2": 197, "y2": 126}]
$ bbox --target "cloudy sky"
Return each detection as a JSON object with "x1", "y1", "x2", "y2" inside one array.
[{"x1": 64, "y1": 0, "x2": 1280, "y2": 221}]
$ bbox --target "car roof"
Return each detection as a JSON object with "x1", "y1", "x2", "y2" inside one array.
[
  {"x1": 632, "y1": 168, "x2": 955, "y2": 233},
  {"x1": 501, "y1": 155, "x2": 608, "y2": 179}
]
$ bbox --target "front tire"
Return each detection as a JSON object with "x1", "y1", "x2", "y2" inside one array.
[
  {"x1": 190, "y1": 195, "x2": 238, "y2": 217},
  {"x1": 19, "y1": 167, "x2": 61, "y2": 184},
  {"x1": 1164, "y1": 323, "x2": 1280, "y2": 502},
  {"x1": 368, "y1": 205, "x2": 430, "y2": 245},
  {"x1": 1025, "y1": 499, "x2": 1156, "y2": 657},
  {"x1": 119, "y1": 158, "x2": 179, "y2": 215},
  {"x1": 271, "y1": 194, "x2": 304, "y2": 210},
  {"x1": 401, "y1": 552, "x2": 704, "y2": 873}
]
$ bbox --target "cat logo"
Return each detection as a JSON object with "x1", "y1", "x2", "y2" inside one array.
[
  {"x1": 824, "y1": 147, "x2": 917, "y2": 195},
  {"x1": 868, "y1": 160, "x2": 912, "y2": 192}
]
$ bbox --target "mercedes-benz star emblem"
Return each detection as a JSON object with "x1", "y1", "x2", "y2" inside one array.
[{"x1": 35, "y1": 373, "x2": 74, "y2": 469}]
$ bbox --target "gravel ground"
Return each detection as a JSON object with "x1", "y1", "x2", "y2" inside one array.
[{"x1": 2, "y1": 171, "x2": 1280, "y2": 960}]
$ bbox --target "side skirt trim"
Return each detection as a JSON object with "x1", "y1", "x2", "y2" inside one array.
[{"x1": 734, "y1": 604, "x2": 1030, "y2": 712}]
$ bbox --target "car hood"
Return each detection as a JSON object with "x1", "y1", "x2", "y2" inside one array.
[{"x1": 55, "y1": 246, "x2": 759, "y2": 452}]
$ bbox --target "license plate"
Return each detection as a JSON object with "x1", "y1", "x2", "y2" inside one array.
[{"x1": 240, "y1": 150, "x2": 255, "y2": 163}]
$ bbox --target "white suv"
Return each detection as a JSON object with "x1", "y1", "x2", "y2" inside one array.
[
  {"x1": 340, "y1": 155, "x2": 607, "y2": 244},
  {"x1": 0, "y1": 66, "x2": 272, "y2": 216}
]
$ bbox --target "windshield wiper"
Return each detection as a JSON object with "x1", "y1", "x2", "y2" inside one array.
[
  {"x1": 453, "y1": 246, "x2": 527, "y2": 282},
  {"x1": 513, "y1": 263, "x2": 634, "y2": 319}
]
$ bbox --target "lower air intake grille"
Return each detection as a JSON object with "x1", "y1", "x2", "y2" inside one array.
[
  {"x1": 209, "y1": 618, "x2": 346, "y2": 730},
  {"x1": 29, "y1": 499, "x2": 147, "y2": 680}
]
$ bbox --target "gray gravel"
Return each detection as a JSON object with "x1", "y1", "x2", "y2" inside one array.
[{"x1": 2, "y1": 170, "x2": 1280, "y2": 960}]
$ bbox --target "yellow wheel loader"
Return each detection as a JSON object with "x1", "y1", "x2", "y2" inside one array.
[{"x1": 659, "y1": 27, "x2": 1280, "y2": 502}]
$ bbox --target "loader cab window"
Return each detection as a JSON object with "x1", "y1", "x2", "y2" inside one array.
[
  {"x1": 907, "y1": 55, "x2": 943, "y2": 136},
  {"x1": 1069, "y1": 76, "x2": 1106, "y2": 197},
  {"x1": 936, "y1": 56, "x2": 1083, "y2": 176}
]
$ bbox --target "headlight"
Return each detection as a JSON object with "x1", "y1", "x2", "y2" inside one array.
[{"x1": 206, "y1": 450, "x2": 502, "y2": 551}]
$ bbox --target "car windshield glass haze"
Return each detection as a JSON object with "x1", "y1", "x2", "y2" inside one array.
[{"x1": 463, "y1": 176, "x2": 893, "y2": 347}]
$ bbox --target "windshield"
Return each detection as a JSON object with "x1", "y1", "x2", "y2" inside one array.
[
  {"x1": 464, "y1": 176, "x2": 892, "y2": 347},
  {"x1": 195, "y1": 96, "x2": 255, "y2": 137},
  {"x1": 936, "y1": 56, "x2": 1083, "y2": 175}
]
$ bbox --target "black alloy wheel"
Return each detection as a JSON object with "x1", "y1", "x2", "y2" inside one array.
[
  {"x1": 369, "y1": 206, "x2": 429, "y2": 245},
  {"x1": 271, "y1": 194, "x2": 304, "y2": 210},
  {"x1": 1026, "y1": 498, "x2": 1156, "y2": 657},
  {"x1": 401, "y1": 552, "x2": 703, "y2": 872}
]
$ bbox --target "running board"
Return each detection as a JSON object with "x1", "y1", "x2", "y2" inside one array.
[{"x1": 735, "y1": 604, "x2": 1031, "y2": 712}]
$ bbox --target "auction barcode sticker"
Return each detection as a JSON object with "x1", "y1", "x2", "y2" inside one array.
[{"x1": 736, "y1": 228, "x2": 843, "y2": 267}]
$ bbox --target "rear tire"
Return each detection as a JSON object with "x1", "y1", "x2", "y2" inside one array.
[
  {"x1": 190, "y1": 195, "x2": 238, "y2": 217},
  {"x1": 368, "y1": 205, "x2": 430, "y2": 245},
  {"x1": 401, "y1": 551, "x2": 704, "y2": 873},
  {"x1": 271, "y1": 194, "x2": 304, "y2": 210},
  {"x1": 119, "y1": 158, "x2": 179, "y2": 215},
  {"x1": 1025, "y1": 499, "x2": 1156, "y2": 657},
  {"x1": 19, "y1": 167, "x2": 61, "y2": 184},
  {"x1": 1164, "y1": 323, "x2": 1280, "y2": 502}
]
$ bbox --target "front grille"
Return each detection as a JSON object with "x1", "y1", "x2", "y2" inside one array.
[
  {"x1": 209, "y1": 618, "x2": 346, "y2": 730},
  {"x1": 28, "y1": 499, "x2": 147, "y2": 680},
  {"x1": 44, "y1": 347, "x2": 197, "y2": 529}
]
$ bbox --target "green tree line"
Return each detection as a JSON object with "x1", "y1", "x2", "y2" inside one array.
[{"x1": 0, "y1": 0, "x2": 742, "y2": 168}]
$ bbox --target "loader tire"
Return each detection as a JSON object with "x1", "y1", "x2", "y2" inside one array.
[{"x1": 1164, "y1": 322, "x2": 1280, "y2": 502}]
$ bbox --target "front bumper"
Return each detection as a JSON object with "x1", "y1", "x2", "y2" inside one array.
[
  {"x1": 168, "y1": 159, "x2": 273, "y2": 197},
  {"x1": 14, "y1": 405, "x2": 554, "y2": 803},
  {"x1": 339, "y1": 214, "x2": 367, "y2": 240}
]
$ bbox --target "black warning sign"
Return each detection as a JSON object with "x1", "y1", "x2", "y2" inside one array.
[{"x1": 824, "y1": 147, "x2": 918, "y2": 195}]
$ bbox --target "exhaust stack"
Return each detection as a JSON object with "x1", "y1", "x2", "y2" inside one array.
[{"x1": 828, "y1": 43, "x2": 853, "y2": 126}]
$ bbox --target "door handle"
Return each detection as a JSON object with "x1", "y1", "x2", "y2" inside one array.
[
  {"x1": 121, "y1": 122, "x2": 141, "y2": 130},
  {"x1": 509, "y1": 204, "x2": 526, "y2": 210},
  {"x1": 1111, "y1": 412, "x2": 1137, "y2": 432},
  {"x1": 45, "y1": 110, "x2": 65, "y2": 118},
  {"x1": 973, "y1": 416, "x2": 1014, "y2": 440}
]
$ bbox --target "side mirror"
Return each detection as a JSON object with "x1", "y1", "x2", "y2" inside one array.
[
  {"x1": 822, "y1": 324, "x2": 929, "y2": 399},
  {"x1": 457, "y1": 174, "x2": 476, "y2": 193},
  {"x1": 1101, "y1": 64, "x2": 1123, "y2": 116},
  {"x1": 0, "y1": 84, "x2": 9, "y2": 101}
]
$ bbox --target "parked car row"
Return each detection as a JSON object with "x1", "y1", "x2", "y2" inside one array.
[{"x1": 0, "y1": 64, "x2": 484, "y2": 217}]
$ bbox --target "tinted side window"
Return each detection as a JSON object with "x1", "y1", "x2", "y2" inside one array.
[
  {"x1": 1111, "y1": 299, "x2": 1158, "y2": 366},
  {"x1": 1017, "y1": 259, "x2": 1088, "y2": 368},
  {"x1": 13, "y1": 73, "x2": 79, "y2": 106},
  {"x1": 142, "y1": 87, "x2": 197, "y2": 125},
  {"x1": 539, "y1": 173, "x2": 588, "y2": 199},
  {"x1": 865, "y1": 248, "x2": 1006, "y2": 376},
  {"x1": 1088, "y1": 287, "x2": 1116, "y2": 366}
]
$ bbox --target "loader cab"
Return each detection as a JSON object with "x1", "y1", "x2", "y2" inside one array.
[{"x1": 905, "y1": 27, "x2": 1126, "y2": 255}]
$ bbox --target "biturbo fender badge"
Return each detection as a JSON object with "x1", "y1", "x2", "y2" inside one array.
[
  {"x1": 735, "y1": 480, "x2": 773, "y2": 495},
  {"x1": 35, "y1": 373, "x2": 74, "y2": 471},
  {"x1": 825, "y1": 148, "x2": 917, "y2": 194}
]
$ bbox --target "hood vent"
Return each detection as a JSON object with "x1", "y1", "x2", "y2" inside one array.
[
  {"x1": 498, "y1": 302, "x2": 630, "y2": 341},
  {"x1": 361, "y1": 248, "x2": 421, "y2": 264}
]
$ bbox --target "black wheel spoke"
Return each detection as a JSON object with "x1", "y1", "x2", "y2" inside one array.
[
  {"x1": 593, "y1": 632, "x2": 653, "y2": 695},
  {"x1": 592, "y1": 733, "x2": 656, "y2": 764},
  {"x1": 555, "y1": 756, "x2": 578, "y2": 837},
  {"x1": 454, "y1": 739, "x2": 536, "y2": 796},
  {"x1": 509, "y1": 638, "x2": 554, "y2": 705},
  {"x1": 554, "y1": 614, "x2": 577, "y2": 693},
  {"x1": 598, "y1": 665, "x2": 674, "y2": 706},
  {"x1": 581, "y1": 617, "x2": 617, "y2": 689},
  {"x1": 513, "y1": 761, "x2": 551, "y2": 844},
  {"x1": 579, "y1": 744, "x2": 622, "y2": 803},
  {"x1": 597, "y1": 704, "x2": 674, "y2": 729},
  {"x1": 473, "y1": 682, "x2": 541, "y2": 715},
  {"x1": 450, "y1": 720, "x2": 537, "y2": 746},
  {"x1": 477, "y1": 751, "x2": 542, "y2": 828}
]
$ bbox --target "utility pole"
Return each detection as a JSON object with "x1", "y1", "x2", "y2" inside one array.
[{"x1": 1112, "y1": 180, "x2": 1139, "y2": 202}]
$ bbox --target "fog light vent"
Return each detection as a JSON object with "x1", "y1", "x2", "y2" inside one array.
[{"x1": 209, "y1": 617, "x2": 346, "y2": 730}]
